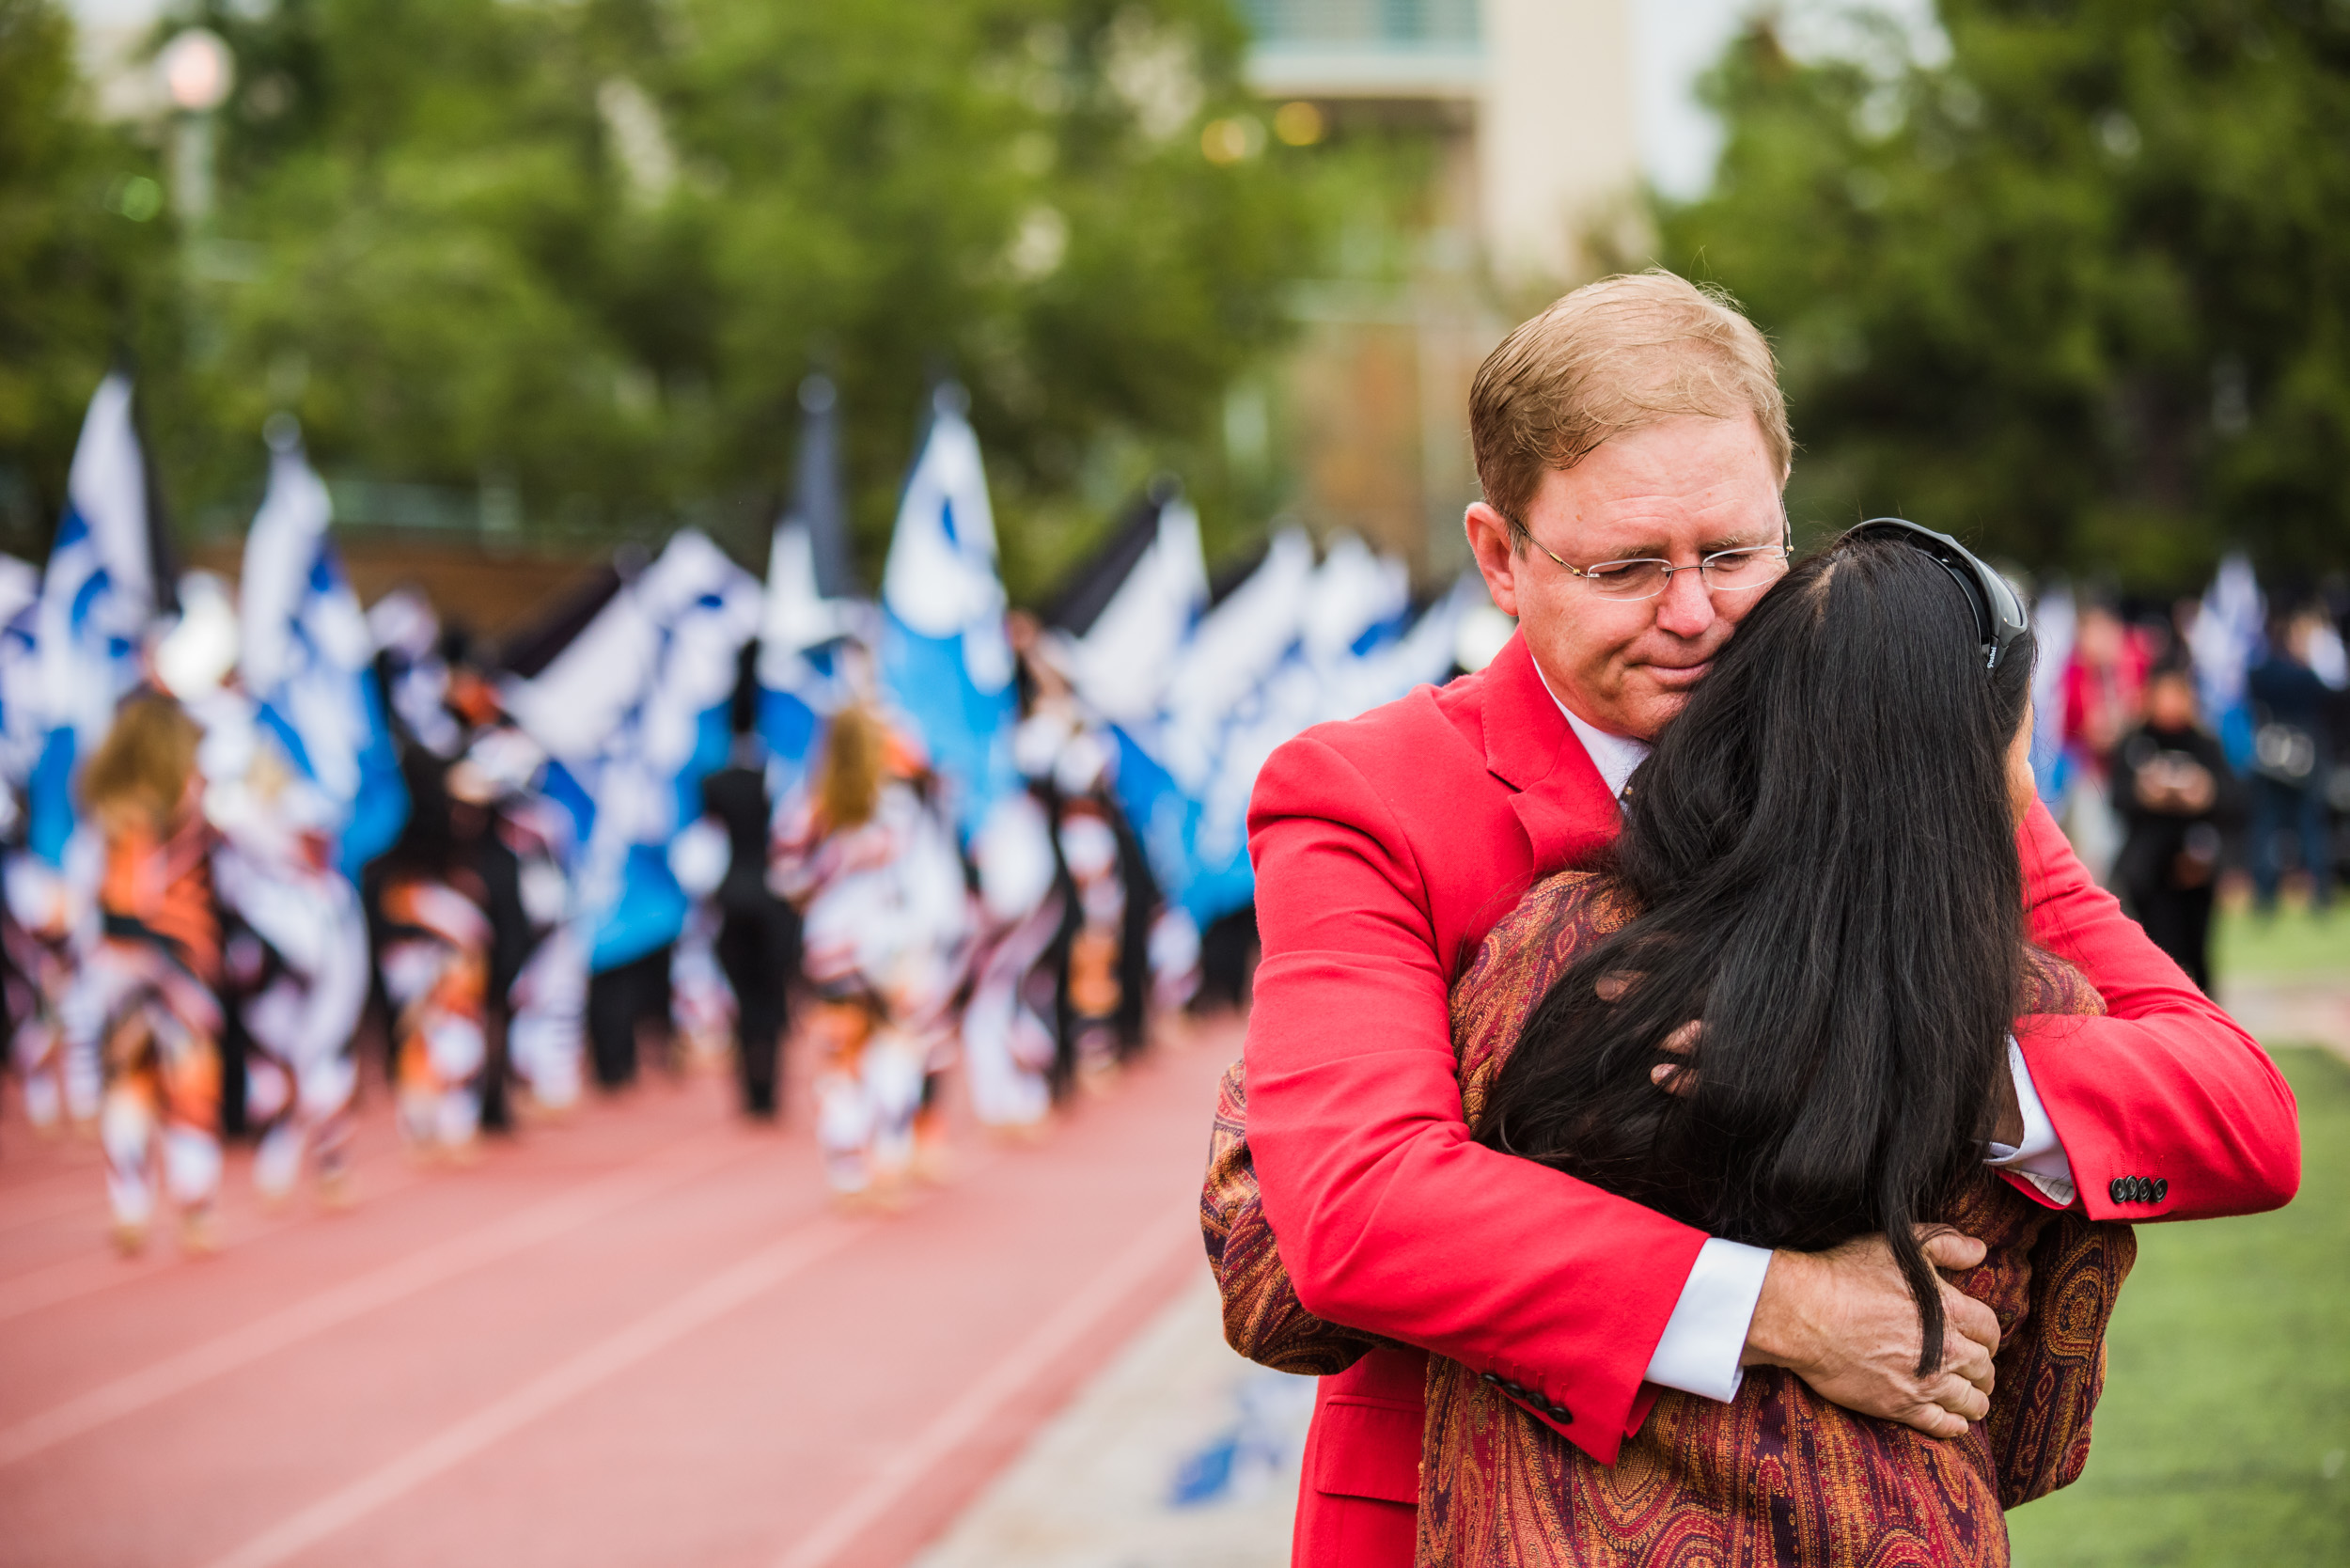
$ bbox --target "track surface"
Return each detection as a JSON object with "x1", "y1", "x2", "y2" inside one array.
[{"x1": 0, "y1": 1023, "x2": 1235, "y2": 1568}]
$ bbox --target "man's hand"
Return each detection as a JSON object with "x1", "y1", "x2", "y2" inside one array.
[{"x1": 1741, "y1": 1230, "x2": 2000, "y2": 1439}]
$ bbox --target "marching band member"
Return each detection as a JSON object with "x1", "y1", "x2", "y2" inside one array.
[
  {"x1": 772, "y1": 703, "x2": 970, "y2": 1200},
  {"x1": 75, "y1": 693, "x2": 224, "y2": 1252},
  {"x1": 375, "y1": 751, "x2": 494, "y2": 1158},
  {"x1": 209, "y1": 751, "x2": 369, "y2": 1205}
]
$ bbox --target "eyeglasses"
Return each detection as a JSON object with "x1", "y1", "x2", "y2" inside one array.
[
  {"x1": 1525, "y1": 538, "x2": 1793, "y2": 602},
  {"x1": 1844, "y1": 518, "x2": 2030, "y2": 674}
]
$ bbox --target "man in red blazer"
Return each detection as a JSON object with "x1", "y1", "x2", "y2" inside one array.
[{"x1": 1241, "y1": 274, "x2": 2301, "y2": 1565}]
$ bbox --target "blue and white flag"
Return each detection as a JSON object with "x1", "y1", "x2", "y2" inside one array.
[
  {"x1": 0, "y1": 557, "x2": 42, "y2": 839},
  {"x1": 1147, "y1": 525, "x2": 1315, "y2": 796},
  {"x1": 1044, "y1": 486, "x2": 1209, "y2": 729},
  {"x1": 879, "y1": 384, "x2": 1015, "y2": 836},
  {"x1": 503, "y1": 530, "x2": 762, "y2": 972},
  {"x1": 0, "y1": 556, "x2": 43, "y2": 781},
  {"x1": 757, "y1": 375, "x2": 863, "y2": 771},
  {"x1": 1108, "y1": 531, "x2": 1444, "y2": 929},
  {"x1": 29, "y1": 374, "x2": 160, "y2": 862},
  {"x1": 2190, "y1": 554, "x2": 2264, "y2": 771},
  {"x1": 239, "y1": 430, "x2": 409, "y2": 875},
  {"x1": 2027, "y1": 582, "x2": 2076, "y2": 801},
  {"x1": 1298, "y1": 532, "x2": 1411, "y2": 671}
]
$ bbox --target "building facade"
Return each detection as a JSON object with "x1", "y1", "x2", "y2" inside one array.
[{"x1": 1239, "y1": 0, "x2": 1641, "y2": 576}]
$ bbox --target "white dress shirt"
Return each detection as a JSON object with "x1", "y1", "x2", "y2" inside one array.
[{"x1": 1545, "y1": 680, "x2": 2075, "y2": 1402}]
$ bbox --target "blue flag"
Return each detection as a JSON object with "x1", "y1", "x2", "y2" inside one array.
[
  {"x1": 31, "y1": 374, "x2": 159, "y2": 863},
  {"x1": 238, "y1": 431, "x2": 409, "y2": 876},
  {"x1": 879, "y1": 384, "x2": 1015, "y2": 837},
  {"x1": 502, "y1": 530, "x2": 762, "y2": 972},
  {"x1": 1108, "y1": 536, "x2": 1465, "y2": 929}
]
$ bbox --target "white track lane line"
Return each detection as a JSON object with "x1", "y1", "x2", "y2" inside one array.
[
  {"x1": 771, "y1": 1213, "x2": 1198, "y2": 1568},
  {"x1": 0, "y1": 1160, "x2": 437, "y2": 1326},
  {"x1": 0, "y1": 1131, "x2": 763, "y2": 1467},
  {"x1": 197, "y1": 1214, "x2": 870, "y2": 1568}
]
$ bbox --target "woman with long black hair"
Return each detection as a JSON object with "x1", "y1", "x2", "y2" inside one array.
[{"x1": 1214, "y1": 527, "x2": 2136, "y2": 1565}]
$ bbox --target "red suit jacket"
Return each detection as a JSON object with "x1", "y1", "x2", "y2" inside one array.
[{"x1": 1244, "y1": 632, "x2": 2301, "y2": 1567}]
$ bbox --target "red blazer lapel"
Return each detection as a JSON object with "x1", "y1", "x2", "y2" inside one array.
[{"x1": 1479, "y1": 633, "x2": 1622, "y2": 872}]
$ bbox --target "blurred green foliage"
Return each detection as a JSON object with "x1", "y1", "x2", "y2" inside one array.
[
  {"x1": 2214, "y1": 902, "x2": 2350, "y2": 979},
  {"x1": 15, "y1": 0, "x2": 1334, "y2": 594},
  {"x1": 1658, "y1": 0, "x2": 2350, "y2": 592},
  {"x1": 0, "y1": 0, "x2": 172, "y2": 557}
]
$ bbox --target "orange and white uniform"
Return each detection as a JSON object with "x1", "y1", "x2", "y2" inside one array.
[
  {"x1": 83, "y1": 804, "x2": 224, "y2": 1237},
  {"x1": 378, "y1": 876, "x2": 493, "y2": 1152}
]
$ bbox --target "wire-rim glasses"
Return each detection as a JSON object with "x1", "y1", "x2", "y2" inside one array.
[{"x1": 1524, "y1": 537, "x2": 1794, "y2": 602}]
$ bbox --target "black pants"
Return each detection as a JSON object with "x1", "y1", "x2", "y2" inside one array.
[
  {"x1": 2128, "y1": 881, "x2": 2217, "y2": 994},
  {"x1": 587, "y1": 945, "x2": 673, "y2": 1090},
  {"x1": 713, "y1": 901, "x2": 800, "y2": 1117}
]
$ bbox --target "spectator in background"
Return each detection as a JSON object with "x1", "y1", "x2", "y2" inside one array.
[
  {"x1": 2248, "y1": 609, "x2": 2337, "y2": 914},
  {"x1": 2058, "y1": 602, "x2": 2152, "y2": 881},
  {"x1": 2112, "y1": 663, "x2": 2240, "y2": 990}
]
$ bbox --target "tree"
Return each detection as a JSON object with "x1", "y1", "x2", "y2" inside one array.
[
  {"x1": 153, "y1": 0, "x2": 1316, "y2": 590},
  {"x1": 1658, "y1": 0, "x2": 2350, "y2": 590},
  {"x1": 0, "y1": 0, "x2": 170, "y2": 556}
]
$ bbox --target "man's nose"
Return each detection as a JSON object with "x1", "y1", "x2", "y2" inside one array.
[{"x1": 1653, "y1": 564, "x2": 1717, "y2": 638}]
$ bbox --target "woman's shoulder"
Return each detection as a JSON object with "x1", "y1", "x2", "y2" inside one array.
[
  {"x1": 1475, "y1": 869, "x2": 1631, "y2": 967},
  {"x1": 2020, "y1": 947, "x2": 2107, "y2": 1020},
  {"x1": 1448, "y1": 870, "x2": 1629, "y2": 1063}
]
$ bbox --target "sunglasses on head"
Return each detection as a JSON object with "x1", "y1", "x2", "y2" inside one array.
[{"x1": 1845, "y1": 518, "x2": 2030, "y2": 675}]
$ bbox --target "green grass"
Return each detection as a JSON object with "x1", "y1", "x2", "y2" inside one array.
[
  {"x1": 2213, "y1": 905, "x2": 2350, "y2": 980},
  {"x1": 2007, "y1": 1046, "x2": 2350, "y2": 1567}
]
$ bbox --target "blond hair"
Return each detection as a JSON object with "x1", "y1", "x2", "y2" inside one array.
[
  {"x1": 1470, "y1": 270, "x2": 1792, "y2": 545},
  {"x1": 80, "y1": 693, "x2": 200, "y2": 831},
  {"x1": 814, "y1": 703, "x2": 886, "y2": 833}
]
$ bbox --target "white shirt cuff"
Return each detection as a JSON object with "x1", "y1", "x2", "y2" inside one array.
[
  {"x1": 1984, "y1": 1036, "x2": 2076, "y2": 1206},
  {"x1": 1643, "y1": 1237, "x2": 1773, "y2": 1402}
]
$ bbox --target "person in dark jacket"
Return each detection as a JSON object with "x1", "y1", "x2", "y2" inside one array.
[
  {"x1": 2111, "y1": 663, "x2": 2242, "y2": 991},
  {"x1": 700, "y1": 745, "x2": 800, "y2": 1120},
  {"x1": 702, "y1": 655, "x2": 804, "y2": 1120},
  {"x1": 2247, "y1": 610, "x2": 2337, "y2": 913}
]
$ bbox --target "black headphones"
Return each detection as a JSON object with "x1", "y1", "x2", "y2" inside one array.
[{"x1": 1846, "y1": 518, "x2": 2030, "y2": 674}]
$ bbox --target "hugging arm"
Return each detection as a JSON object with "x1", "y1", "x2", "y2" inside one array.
[
  {"x1": 1240, "y1": 735, "x2": 1706, "y2": 1463},
  {"x1": 2011, "y1": 801, "x2": 2300, "y2": 1221},
  {"x1": 1203, "y1": 1056, "x2": 1392, "y2": 1375}
]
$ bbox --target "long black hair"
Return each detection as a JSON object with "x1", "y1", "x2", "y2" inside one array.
[{"x1": 1476, "y1": 531, "x2": 2036, "y2": 1372}]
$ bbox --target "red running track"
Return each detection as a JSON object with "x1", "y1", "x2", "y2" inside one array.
[{"x1": 0, "y1": 1022, "x2": 1238, "y2": 1568}]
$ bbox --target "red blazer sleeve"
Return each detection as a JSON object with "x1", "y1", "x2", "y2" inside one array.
[
  {"x1": 1244, "y1": 733, "x2": 1704, "y2": 1465},
  {"x1": 2013, "y1": 800, "x2": 2300, "y2": 1221}
]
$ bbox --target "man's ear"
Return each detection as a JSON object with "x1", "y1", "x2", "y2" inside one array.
[{"x1": 1465, "y1": 502, "x2": 1522, "y2": 619}]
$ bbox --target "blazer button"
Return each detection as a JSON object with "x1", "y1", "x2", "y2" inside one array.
[
  {"x1": 1503, "y1": 1381, "x2": 1527, "y2": 1398},
  {"x1": 1546, "y1": 1402, "x2": 1573, "y2": 1422},
  {"x1": 1480, "y1": 1371, "x2": 1500, "y2": 1386},
  {"x1": 2107, "y1": 1176, "x2": 2127, "y2": 1204},
  {"x1": 2153, "y1": 1177, "x2": 2168, "y2": 1201}
]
